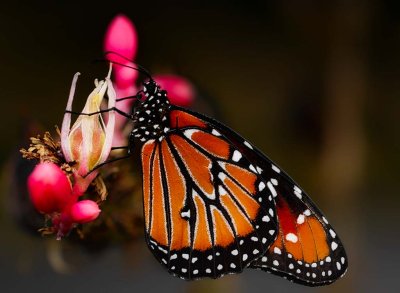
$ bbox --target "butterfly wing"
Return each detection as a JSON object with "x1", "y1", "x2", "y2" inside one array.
[
  {"x1": 248, "y1": 175, "x2": 348, "y2": 286},
  {"x1": 140, "y1": 107, "x2": 279, "y2": 280},
  {"x1": 172, "y1": 107, "x2": 348, "y2": 286}
]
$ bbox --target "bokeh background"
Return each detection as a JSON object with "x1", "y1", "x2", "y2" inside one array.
[{"x1": 1, "y1": 1, "x2": 399, "y2": 292}]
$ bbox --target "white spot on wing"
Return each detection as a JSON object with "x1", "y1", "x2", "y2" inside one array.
[
  {"x1": 271, "y1": 164, "x2": 281, "y2": 173},
  {"x1": 180, "y1": 210, "x2": 190, "y2": 219},
  {"x1": 297, "y1": 214, "x2": 305, "y2": 224},
  {"x1": 262, "y1": 215, "x2": 270, "y2": 222},
  {"x1": 244, "y1": 141, "x2": 253, "y2": 149},
  {"x1": 258, "y1": 181, "x2": 266, "y2": 191},
  {"x1": 184, "y1": 129, "x2": 198, "y2": 139},
  {"x1": 212, "y1": 129, "x2": 221, "y2": 136},
  {"x1": 267, "y1": 181, "x2": 277, "y2": 197},
  {"x1": 232, "y1": 150, "x2": 242, "y2": 162},
  {"x1": 249, "y1": 164, "x2": 257, "y2": 173},
  {"x1": 285, "y1": 233, "x2": 298, "y2": 243},
  {"x1": 336, "y1": 262, "x2": 341, "y2": 270},
  {"x1": 218, "y1": 173, "x2": 227, "y2": 181},
  {"x1": 331, "y1": 241, "x2": 338, "y2": 251}
]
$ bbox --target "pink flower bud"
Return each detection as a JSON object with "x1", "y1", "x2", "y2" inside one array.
[
  {"x1": 69, "y1": 200, "x2": 101, "y2": 224},
  {"x1": 154, "y1": 75, "x2": 195, "y2": 107},
  {"x1": 27, "y1": 162, "x2": 72, "y2": 214},
  {"x1": 113, "y1": 61, "x2": 139, "y2": 89},
  {"x1": 104, "y1": 14, "x2": 138, "y2": 64}
]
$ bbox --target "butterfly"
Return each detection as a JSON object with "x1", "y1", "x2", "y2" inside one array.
[{"x1": 123, "y1": 77, "x2": 347, "y2": 286}]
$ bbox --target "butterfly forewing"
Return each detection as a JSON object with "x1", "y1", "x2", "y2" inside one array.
[{"x1": 140, "y1": 107, "x2": 278, "y2": 280}]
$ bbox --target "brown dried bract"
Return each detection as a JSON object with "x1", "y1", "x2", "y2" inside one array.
[{"x1": 20, "y1": 129, "x2": 75, "y2": 174}]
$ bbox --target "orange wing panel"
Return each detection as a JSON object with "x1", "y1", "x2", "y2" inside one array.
[
  {"x1": 170, "y1": 110, "x2": 207, "y2": 129},
  {"x1": 211, "y1": 207, "x2": 235, "y2": 247},
  {"x1": 308, "y1": 217, "x2": 330, "y2": 260},
  {"x1": 191, "y1": 131, "x2": 230, "y2": 159},
  {"x1": 170, "y1": 134, "x2": 214, "y2": 197},
  {"x1": 141, "y1": 140, "x2": 156, "y2": 231},
  {"x1": 223, "y1": 176, "x2": 259, "y2": 220},
  {"x1": 150, "y1": 144, "x2": 168, "y2": 246},
  {"x1": 193, "y1": 193, "x2": 212, "y2": 251},
  {"x1": 160, "y1": 140, "x2": 190, "y2": 250},
  {"x1": 224, "y1": 163, "x2": 257, "y2": 194},
  {"x1": 220, "y1": 192, "x2": 253, "y2": 237}
]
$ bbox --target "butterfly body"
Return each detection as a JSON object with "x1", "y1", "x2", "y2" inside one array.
[{"x1": 129, "y1": 80, "x2": 347, "y2": 285}]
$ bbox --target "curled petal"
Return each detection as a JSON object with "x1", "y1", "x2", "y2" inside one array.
[
  {"x1": 61, "y1": 72, "x2": 81, "y2": 162},
  {"x1": 98, "y1": 76, "x2": 116, "y2": 164}
]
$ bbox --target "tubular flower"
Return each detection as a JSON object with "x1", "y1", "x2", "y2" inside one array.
[{"x1": 61, "y1": 67, "x2": 116, "y2": 179}]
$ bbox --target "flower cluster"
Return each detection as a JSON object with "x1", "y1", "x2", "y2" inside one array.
[
  {"x1": 24, "y1": 68, "x2": 116, "y2": 239},
  {"x1": 21, "y1": 14, "x2": 198, "y2": 241}
]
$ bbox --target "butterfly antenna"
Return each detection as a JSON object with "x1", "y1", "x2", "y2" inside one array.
[{"x1": 103, "y1": 51, "x2": 153, "y2": 80}]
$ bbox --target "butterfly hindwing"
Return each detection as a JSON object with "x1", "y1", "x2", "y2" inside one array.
[
  {"x1": 248, "y1": 169, "x2": 348, "y2": 286},
  {"x1": 140, "y1": 108, "x2": 278, "y2": 280}
]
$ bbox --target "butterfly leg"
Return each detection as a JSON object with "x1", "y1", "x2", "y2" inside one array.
[
  {"x1": 65, "y1": 107, "x2": 132, "y2": 120},
  {"x1": 84, "y1": 152, "x2": 132, "y2": 177}
]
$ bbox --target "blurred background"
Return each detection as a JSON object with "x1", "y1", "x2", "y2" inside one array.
[{"x1": 1, "y1": 1, "x2": 399, "y2": 292}]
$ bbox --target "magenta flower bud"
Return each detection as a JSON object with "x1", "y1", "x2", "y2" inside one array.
[
  {"x1": 27, "y1": 162, "x2": 72, "y2": 214},
  {"x1": 69, "y1": 200, "x2": 101, "y2": 224},
  {"x1": 154, "y1": 75, "x2": 195, "y2": 107},
  {"x1": 114, "y1": 61, "x2": 139, "y2": 89},
  {"x1": 104, "y1": 14, "x2": 138, "y2": 64}
]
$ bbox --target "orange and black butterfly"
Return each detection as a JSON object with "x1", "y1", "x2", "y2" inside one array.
[{"x1": 127, "y1": 79, "x2": 347, "y2": 286}]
